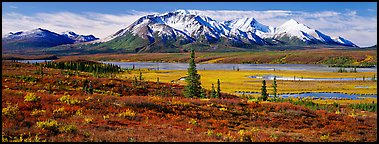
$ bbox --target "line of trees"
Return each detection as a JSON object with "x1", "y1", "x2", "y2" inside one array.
[
  {"x1": 260, "y1": 76, "x2": 277, "y2": 101},
  {"x1": 210, "y1": 79, "x2": 221, "y2": 98},
  {"x1": 36, "y1": 61, "x2": 121, "y2": 74}
]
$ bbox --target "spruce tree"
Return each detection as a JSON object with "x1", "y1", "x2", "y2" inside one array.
[
  {"x1": 211, "y1": 83, "x2": 216, "y2": 98},
  {"x1": 200, "y1": 88, "x2": 207, "y2": 98},
  {"x1": 261, "y1": 80, "x2": 268, "y2": 101},
  {"x1": 184, "y1": 49, "x2": 202, "y2": 98},
  {"x1": 273, "y1": 76, "x2": 277, "y2": 100},
  {"x1": 216, "y1": 79, "x2": 221, "y2": 98},
  {"x1": 83, "y1": 79, "x2": 89, "y2": 93},
  {"x1": 89, "y1": 81, "x2": 93, "y2": 94},
  {"x1": 139, "y1": 71, "x2": 143, "y2": 81}
]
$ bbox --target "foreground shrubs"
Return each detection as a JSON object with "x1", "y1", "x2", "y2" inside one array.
[
  {"x1": 53, "y1": 107, "x2": 69, "y2": 118},
  {"x1": 348, "y1": 103, "x2": 377, "y2": 112},
  {"x1": 36, "y1": 119, "x2": 77, "y2": 134},
  {"x1": 2, "y1": 132, "x2": 46, "y2": 142},
  {"x1": 30, "y1": 109, "x2": 46, "y2": 116},
  {"x1": 117, "y1": 108, "x2": 136, "y2": 119},
  {"x1": 269, "y1": 98, "x2": 338, "y2": 112},
  {"x1": 11, "y1": 75, "x2": 37, "y2": 83},
  {"x1": 2, "y1": 103, "x2": 19, "y2": 118},
  {"x1": 36, "y1": 119, "x2": 59, "y2": 133},
  {"x1": 2, "y1": 61, "x2": 376, "y2": 142},
  {"x1": 59, "y1": 125, "x2": 78, "y2": 133},
  {"x1": 58, "y1": 94, "x2": 81, "y2": 105},
  {"x1": 84, "y1": 117, "x2": 93, "y2": 124},
  {"x1": 24, "y1": 93, "x2": 41, "y2": 102}
]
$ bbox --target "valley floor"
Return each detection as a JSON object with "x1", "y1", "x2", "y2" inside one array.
[
  {"x1": 120, "y1": 69, "x2": 377, "y2": 96},
  {"x1": 1, "y1": 61, "x2": 377, "y2": 142}
]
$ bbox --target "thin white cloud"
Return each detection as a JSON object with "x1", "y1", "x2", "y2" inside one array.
[
  {"x1": 367, "y1": 8, "x2": 377, "y2": 12},
  {"x1": 2, "y1": 9, "x2": 377, "y2": 47},
  {"x1": 2, "y1": 11, "x2": 153, "y2": 39},
  {"x1": 9, "y1": 5, "x2": 18, "y2": 9},
  {"x1": 346, "y1": 10, "x2": 357, "y2": 16}
]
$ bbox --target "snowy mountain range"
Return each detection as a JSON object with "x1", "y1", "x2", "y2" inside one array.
[
  {"x1": 2, "y1": 10, "x2": 358, "y2": 53},
  {"x1": 98, "y1": 9, "x2": 358, "y2": 51},
  {"x1": 2, "y1": 28, "x2": 98, "y2": 50},
  {"x1": 61, "y1": 31, "x2": 99, "y2": 43}
]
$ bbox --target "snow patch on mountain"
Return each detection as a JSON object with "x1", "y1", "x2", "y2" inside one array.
[
  {"x1": 3, "y1": 28, "x2": 99, "y2": 47},
  {"x1": 61, "y1": 31, "x2": 99, "y2": 43},
  {"x1": 4, "y1": 28, "x2": 61, "y2": 40},
  {"x1": 271, "y1": 19, "x2": 319, "y2": 41},
  {"x1": 95, "y1": 10, "x2": 359, "y2": 48},
  {"x1": 333, "y1": 36, "x2": 358, "y2": 47}
]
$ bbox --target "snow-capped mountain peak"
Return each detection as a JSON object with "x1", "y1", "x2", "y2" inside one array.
[
  {"x1": 99, "y1": 10, "x2": 358, "y2": 48},
  {"x1": 2, "y1": 28, "x2": 76, "y2": 49},
  {"x1": 272, "y1": 19, "x2": 322, "y2": 42},
  {"x1": 285, "y1": 19, "x2": 299, "y2": 25},
  {"x1": 62, "y1": 31, "x2": 79, "y2": 37},
  {"x1": 2, "y1": 28, "x2": 99, "y2": 49},
  {"x1": 61, "y1": 31, "x2": 99, "y2": 43},
  {"x1": 102, "y1": 10, "x2": 230, "y2": 43},
  {"x1": 277, "y1": 19, "x2": 313, "y2": 34},
  {"x1": 174, "y1": 9, "x2": 190, "y2": 15},
  {"x1": 224, "y1": 17, "x2": 274, "y2": 35},
  {"x1": 271, "y1": 19, "x2": 357, "y2": 46},
  {"x1": 4, "y1": 28, "x2": 60, "y2": 39}
]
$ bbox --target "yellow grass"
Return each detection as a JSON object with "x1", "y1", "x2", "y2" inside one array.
[
  {"x1": 118, "y1": 69, "x2": 377, "y2": 97},
  {"x1": 200, "y1": 58, "x2": 225, "y2": 64}
]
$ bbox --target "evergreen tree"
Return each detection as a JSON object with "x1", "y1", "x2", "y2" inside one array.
[
  {"x1": 132, "y1": 76, "x2": 138, "y2": 86},
  {"x1": 139, "y1": 71, "x2": 143, "y2": 81},
  {"x1": 83, "y1": 79, "x2": 89, "y2": 93},
  {"x1": 216, "y1": 79, "x2": 221, "y2": 98},
  {"x1": 261, "y1": 80, "x2": 268, "y2": 101},
  {"x1": 184, "y1": 49, "x2": 203, "y2": 98},
  {"x1": 273, "y1": 76, "x2": 277, "y2": 100},
  {"x1": 88, "y1": 81, "x2": 93, "y2": 94},
  {"x1": 200, "y1": 88, "x2": 207, "y2": 98},
  {"x1": 211, "y1": 83, "x2": 216, "y2": 98}
]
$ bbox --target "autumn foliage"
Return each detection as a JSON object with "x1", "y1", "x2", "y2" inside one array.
[{"x1": 2, "y1": 61, "x2": 377, "y2": 142}]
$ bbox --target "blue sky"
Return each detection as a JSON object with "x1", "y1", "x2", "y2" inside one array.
[
  {"x1": 2, "y1": 2, "x2": 377, "y2": 46},
  {"x1": 3, "y1": 2, "x2": 377, "y2": 17}
]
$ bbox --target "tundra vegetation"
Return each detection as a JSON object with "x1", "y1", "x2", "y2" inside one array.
[{"x1": 1, "y1": 49, "x2": 377, "y2": 142}]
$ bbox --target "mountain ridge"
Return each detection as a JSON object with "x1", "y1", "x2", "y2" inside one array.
[
  {"x1": 2, "y1": 10, "x2": 359, "y2": 54},
  {"x1": 97, "y1": 9, "x2": 358, "y2": 52},
  {"x1": 2, "y1": 28, "x2": 99, "y2": 52}
]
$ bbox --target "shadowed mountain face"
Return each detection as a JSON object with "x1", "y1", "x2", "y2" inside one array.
[{"x1": 2, "y1": 28, "x2": 99, "y2": 52}]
